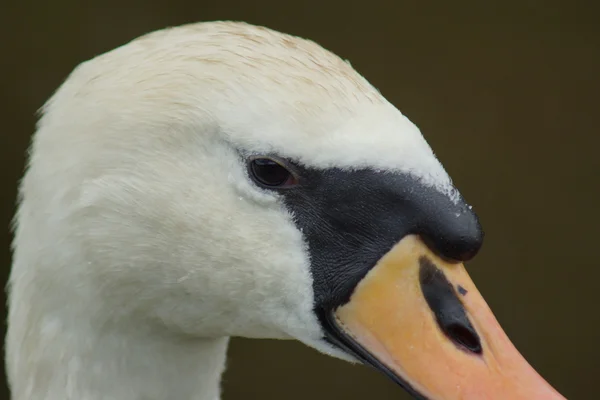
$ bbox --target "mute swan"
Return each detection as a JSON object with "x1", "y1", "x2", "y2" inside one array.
[{"x1": 6, "y1": 21, "x2": 565, "y2": 400}]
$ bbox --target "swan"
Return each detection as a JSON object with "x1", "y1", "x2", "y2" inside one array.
[{"x1": 6, "y1": 21, "x2": 566, "y2": 400}]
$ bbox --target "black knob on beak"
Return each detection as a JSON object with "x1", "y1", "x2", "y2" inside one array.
[{"x1": 416, "y1": 193, "x2": 484, "y2": 263}]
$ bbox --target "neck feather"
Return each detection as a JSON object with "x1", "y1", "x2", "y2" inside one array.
[
  {"x1": 6, "y1": 288, "x2": 229, "y2": 400},
  {"x1": 8, "y1": 173, "x2": 231, "y2": 400}
]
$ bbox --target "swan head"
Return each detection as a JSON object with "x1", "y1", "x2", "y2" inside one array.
[{"x1": 9, "y1": 21, "x2": 564, "y2": 400}]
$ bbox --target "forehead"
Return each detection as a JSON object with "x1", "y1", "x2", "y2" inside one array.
[
  {"x1": 135, "y1": 21, "x2": 384, "y2": 104},
  {"x1": 145, "y1": 24, "x2": 449, "y2": 188},
  {"x1": 58, "y1": 21, "x2": 453, "y2": 196}
]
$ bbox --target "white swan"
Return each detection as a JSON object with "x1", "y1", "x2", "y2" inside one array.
[{"x1": 6, "y1": 21, "x2": 565, "y2": 400}]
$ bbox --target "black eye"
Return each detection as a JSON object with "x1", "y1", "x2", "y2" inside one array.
[{"x1": 249, "y1": 158, "x2": 297, "y2": 188}]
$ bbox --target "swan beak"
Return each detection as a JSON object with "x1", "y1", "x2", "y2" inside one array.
[{"x1": 332, "y1": 235, "x2": 566, "y2": 400}]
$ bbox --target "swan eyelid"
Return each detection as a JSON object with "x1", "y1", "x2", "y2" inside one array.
[{"x1": 246, "y1": 155, "x2": 301, "y2": 190}]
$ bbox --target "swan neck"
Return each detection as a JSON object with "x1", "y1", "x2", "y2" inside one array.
[{"x1": 7, "y1": 305, "x2": 229, "y2": 400}]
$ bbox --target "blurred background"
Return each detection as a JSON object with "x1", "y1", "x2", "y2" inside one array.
[{"x1": 1, "y1": 1, "x2": 599, "y2": 399}]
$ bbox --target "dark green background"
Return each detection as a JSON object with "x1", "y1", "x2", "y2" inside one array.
[{"x1": 1, "y1": 1, "x2": 598, "y2": 399}]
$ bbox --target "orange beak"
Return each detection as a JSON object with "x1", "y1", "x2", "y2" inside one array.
[{"x1": 331, "y1": 235, "x2": 566, "y2": 400}]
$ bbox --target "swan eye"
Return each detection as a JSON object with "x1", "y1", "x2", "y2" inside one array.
[{"x1": 249, "y1": 158, "x2": 297, "y2": 188}]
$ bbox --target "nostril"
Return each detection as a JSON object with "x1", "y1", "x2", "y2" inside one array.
[
  {"x1": 419, "y1": 256, "x2": 482, "y2": 355},
  {"x1": 446, "y1": 323, "x2": 482, "y2": 354}
]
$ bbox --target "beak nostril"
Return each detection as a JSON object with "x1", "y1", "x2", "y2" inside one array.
[
  {"x1": 419, "y1": 256, "x2": 482, "y2": 355},
  {"x1": 446, "y1": 323, "x2": 482, "y2": 354}
]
